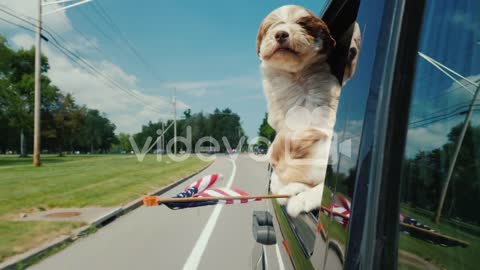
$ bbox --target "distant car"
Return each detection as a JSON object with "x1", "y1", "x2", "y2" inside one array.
[
  {"x1": 254, "y1": 145, "x2": 267, "y2": 155},
  {"x1": 252, "y1": 0, "x2": 479, "y2": 269}
]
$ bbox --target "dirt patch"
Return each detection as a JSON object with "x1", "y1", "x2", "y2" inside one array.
[{"x1": 44, "y1": 212, "x2": 81, "y2": 218}]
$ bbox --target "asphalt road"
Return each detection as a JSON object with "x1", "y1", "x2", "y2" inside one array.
[{"x1": 30, "y1": 154, "x2": 286, "y2": 270}]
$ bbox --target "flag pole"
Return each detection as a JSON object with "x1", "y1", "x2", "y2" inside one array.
[{"x1": 143, "y1": 194, "x2": 291, "y2": 206}]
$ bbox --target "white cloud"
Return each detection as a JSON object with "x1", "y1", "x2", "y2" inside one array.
[
  {"x1": 162, "y1": 76, "x2": 261, "y2": 96},
  {"x1": 405, "y1": 73, "x2": 480, "y2": 157},
  {"x1": 0, "y1": 0, "x2": 72, "y2": 33},
  {"x1": 8, "y1": 31, "x2": 184, "y2": 135}
]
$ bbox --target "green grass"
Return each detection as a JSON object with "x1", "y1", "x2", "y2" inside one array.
[
  {"x1": 398, "y1": 206, "x2": 480, "y2": 270},
  {"x1": 0, "y1": 221, "x2": 84, "y2": 262},
  {"x1": 0, "y1": 154, "x2": 208, "y2": 217},
  {"x1": 0, "y1": 154, "x2": 209, "y2": 263}
]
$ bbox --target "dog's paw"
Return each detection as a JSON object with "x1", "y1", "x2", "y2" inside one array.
[
  {"x1": 286, "y1": 192, "x2": 307, "y2": 218},
  {"x1": 278, "y1": 183, "x2": 308, "y2": 196},
  {"x1": 286, "y1": 189, "x2": 323, "y2": 218},
  {"x1": 276, "y1": 183, "x2": 308, "y2": 206}
]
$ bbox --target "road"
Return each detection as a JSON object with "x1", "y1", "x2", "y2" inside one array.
[{"x1": 30, "y1": 154, "x2": 287, "y2": 270}]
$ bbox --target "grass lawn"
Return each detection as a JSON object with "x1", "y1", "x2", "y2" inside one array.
[
  {"x1": 0, "y1": 154, "x2": 209, "y2": 263},
  {"x1": 398, "y1": 206, "x2": 480, "y2": 270},
  {"x1": 0, "y1": 221, "x2": 84, "y2": 262}
]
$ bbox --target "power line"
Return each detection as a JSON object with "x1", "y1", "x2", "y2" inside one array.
[
  {"x1": 89, "y1": 0, "x2": 164, "y2": 83},
  {"x1": 410, "y1": 101, "x2": 477, "y2": 125},
  {"x1": 76, "y1": 7, "x2": 118, "y2": 45},
  {"x1": 409, "y1": 103, "x2": 479, "y2": 127},
  {"x1": 0, "y1": 7, "x2": 164, "y2": 113},
  {"x1": 0, "y1": 14, "x2": 167, "y2": 115},
  {"x1": 409, "y1": 107, "x2": 480, "y2": 129},
  {"x1": 0, "y1": 16, "x2": 36, "y2": 34},
  {"x1": 1, "y1": 3, "x2": 171, "y2": 96},
  {"x1": 53, "y1": 12, "x2": 116, "y2": 64}
]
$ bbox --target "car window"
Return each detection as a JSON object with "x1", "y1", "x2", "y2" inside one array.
[
  {"x1": 322, "y1": 0, "x2": 386, "y2": 266},
  {"x1": 397, "y1": 1, "x2": 480, "y2": 269},
  {"x1": 269, "y1": 1, "x2": 363, "y2": 268}
]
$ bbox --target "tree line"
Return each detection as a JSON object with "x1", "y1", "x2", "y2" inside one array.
[
  {"x1": 0, "y1": 35, "x2": 116, "y2": 155},
  {"x1": 122, "y1": 108, "x2": 248, "y2": 154},
  {"x1": 400, "y1": 123, "x2": 480, "y2": 225}
]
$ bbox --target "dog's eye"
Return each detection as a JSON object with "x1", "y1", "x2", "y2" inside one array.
[{"x1": 298, "y1": 21, "x2": 306, "y2": 26}]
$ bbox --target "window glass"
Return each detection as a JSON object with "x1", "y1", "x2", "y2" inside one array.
[
  {"x1": 398, "y1": 1, "x2": 480, "y2": 269},
  {"x1": 322, "y1": 0, "x2": 386, "y2": 265}
]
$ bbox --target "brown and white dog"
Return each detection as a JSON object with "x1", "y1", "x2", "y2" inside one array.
[
  {"x1": 258, "y1": 5, "x2": 360, "y2": 217},
  {"x1": 257, "y1": 5, "x2": 340, "y2": 132}
]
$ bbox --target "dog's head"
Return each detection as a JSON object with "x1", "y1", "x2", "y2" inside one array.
[
  {"x1": 270, "y1": 128, "x2": 329, "y2": 185},
  {"x1": 343, "y1": 22, "x2": 361, "y2": 83},
  {"x1": 257, "y1": 5, "x2": 335, "y2": 73}
]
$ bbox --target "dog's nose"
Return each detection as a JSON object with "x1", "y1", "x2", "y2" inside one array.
[
  {"x1": 275, "y1": 31, "x2": 289, "y2": 44},
  {"x1": 348, "y1": 47, "x2": 358, "y2": 62}
]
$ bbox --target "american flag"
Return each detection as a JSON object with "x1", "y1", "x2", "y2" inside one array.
[
  {"x1": 321, "y1": 194, "x2": 468, "y2": 247},
  {"x1": 163, "y1": 174, "x2": 262, "y2": 210}
]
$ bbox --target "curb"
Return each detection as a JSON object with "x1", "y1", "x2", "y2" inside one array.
[{"x1": 0, "y1": 162, "x2": 213, "y2": 270}]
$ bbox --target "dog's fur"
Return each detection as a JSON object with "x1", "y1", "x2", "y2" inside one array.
[
  {"x1": 257, "y1": 5, "x2": 340, "y2": 132},
  {"x1": 258, "y1": 5, "x2": 361, "y2": 217},
  {"x1": 269, "y1": 128, "x2": 331, "y2": 217}
]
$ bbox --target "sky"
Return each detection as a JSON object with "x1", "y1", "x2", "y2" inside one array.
[{"x1": 0, "y1": 0, "x2": 327, "y2": 140}]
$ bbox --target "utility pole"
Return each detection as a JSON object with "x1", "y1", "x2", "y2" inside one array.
[
  {"x1": 434, "y1": 80, "x2": 480, "y2": 223},
  {"x1": 173, "y1": 87, "x2": 177, "y2": 155},
  {"x1": 33, "y1": 0, "x2": 92, "y2": 167},
  {"x1": 33, "y1": 0, "x2": 42, "y2": 167},
  {"x1": 161, "y1": 122, "x2": 165, "y2": 154}
]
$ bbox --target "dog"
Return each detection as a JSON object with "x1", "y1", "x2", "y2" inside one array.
[
  {"x1": 258, "y1": 5, "x2": 361, "y2": 217},
  {"x1": 269, "y1": 128, "x2": 331, "y2": 217}
]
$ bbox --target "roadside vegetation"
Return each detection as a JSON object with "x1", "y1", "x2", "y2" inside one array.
[{"x1": 0, "y1": 154, "x2": 209, "y2": 262}]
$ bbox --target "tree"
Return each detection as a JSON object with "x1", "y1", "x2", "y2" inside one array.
[
  {"x1": 0, "y1": 34, "x2": 121, "y2": 155},
  {"x1": 1, "y1": 44, "x2": 50, "y2": 156},
  {"x1": 52, "y1": 93, "x2": 85, "y2": 155},
  {"x1": 81, "y1": 109, "x2": 117, "y2": 153},
  {"x1": 401, "y1": 123, "x2": 480, "y2": 224},
  {"x1": 132, "y1": 108, "x2": 248, "y2": 154},
  {"x1": 257, "y1": 113, "x2": 276, "y2": 146},
  {"x1": 114, "y1": 133, "x2": 133, "y2": 153}
]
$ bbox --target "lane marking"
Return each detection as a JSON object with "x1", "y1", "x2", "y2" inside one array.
[
  {"x1": 182, "y1": 158, "x2": 237, "y2": 270},
  {"x1": 263, "y1": 245, "x2": 268, "y2": 269},
  {"x1": 275, "y1": 244, "x2": 286, "y2": 270}
]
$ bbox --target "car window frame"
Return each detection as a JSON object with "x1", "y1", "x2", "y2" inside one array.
[{"x1": 343, "y1": 0, "x2": 426, "y2": 269}]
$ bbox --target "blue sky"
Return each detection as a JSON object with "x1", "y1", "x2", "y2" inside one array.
[{"x1": 0, "y1": 0, "x2": 327, "y2": 140}]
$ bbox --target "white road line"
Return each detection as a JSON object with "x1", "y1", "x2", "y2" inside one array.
[
  {"x1": 182, "y1": 158, "x2": 237, "y2": 270},
  {"x1": 275, "y1": 244, "x2": 286, "y2": 270},
  {"x1": 263, "y1": 245, "x2": 268, "y2": 269}
]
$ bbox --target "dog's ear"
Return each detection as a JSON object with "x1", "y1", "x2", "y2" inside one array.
[
  {"x1": 289, "y1": 128, "x2": 327, "y2": 159},
  {"x1": 297, "y1": 12, "x2": 335, "y2": 52},
  {"x1": 256, "y1": 17, "x2": 273, "y2": 56}
]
